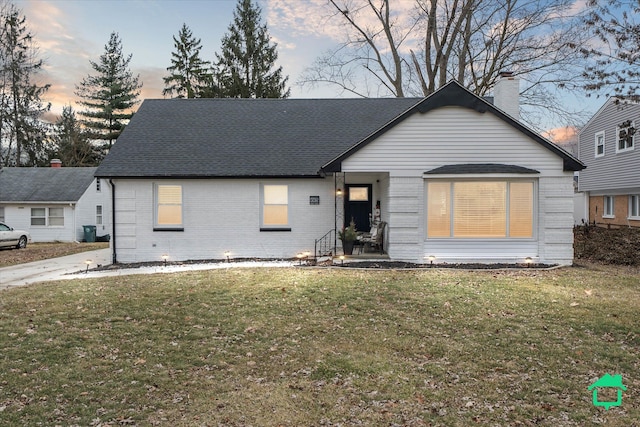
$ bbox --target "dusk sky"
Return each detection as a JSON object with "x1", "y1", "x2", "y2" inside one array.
[{"x1": 17, "y1": 0, "x2": 605, "y2": 142}]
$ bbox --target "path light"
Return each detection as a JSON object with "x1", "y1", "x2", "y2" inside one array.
[
  {"x1": 296, "y1": 253, "x2": 304, "y2": 265},
  {"x1": 427, "y1": 255, "x2": 436, "y2": 266},
  {"x1": 85, "y1": 259, "x2": 92, "y2": 273},
  {"x1": 224, "y1": 251, "x2": 231, "y2": 263},
  {"x1": 339, "y1": 255, "x2": 345, "y2": 266},
  {"x1": 162, "y1": 254, "x2": 169, "y2": 266},
  {"x1": 525, "y1": 257, "x2": 533, "y2": 267}
]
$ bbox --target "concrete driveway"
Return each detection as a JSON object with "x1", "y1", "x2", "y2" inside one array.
[{"x1": 0, "y1": 248, "x2": 111, "y2": 289}]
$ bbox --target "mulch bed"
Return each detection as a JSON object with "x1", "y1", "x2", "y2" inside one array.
[{"x1": 89, "y1": 226, "x2": 639, "y2": 272}]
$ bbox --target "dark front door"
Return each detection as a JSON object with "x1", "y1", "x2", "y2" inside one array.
[{"x1": 344, "y1": 184, "x2": 372, "y2": 233}]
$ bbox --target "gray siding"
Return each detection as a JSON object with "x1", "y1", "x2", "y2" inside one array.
[{"x1": 579, "y1": 99, "x2": 640, "y2": 193}]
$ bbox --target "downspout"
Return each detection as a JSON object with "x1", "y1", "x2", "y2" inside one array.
[{"x1": 109, "y1": 179, "x2": 117, "y2": 264}]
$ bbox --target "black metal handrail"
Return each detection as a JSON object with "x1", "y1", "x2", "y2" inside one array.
[{"x1": 314, "y1": 229, "x2": 335, "y2": 260}]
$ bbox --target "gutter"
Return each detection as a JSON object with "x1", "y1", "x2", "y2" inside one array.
[{"x1": 109, "y1": 179, "x2": 117, "y2": 264}]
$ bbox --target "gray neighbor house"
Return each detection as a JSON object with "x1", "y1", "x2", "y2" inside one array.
[
  {"x1": 95, "y1": 79, "x2": 584, "y2": 266},
  {"x1": 578, "y1": 97, "x2": 640, "y2": 228},
  {"x1": 0, "y1": 163, "x2": 111, "y2": 242}
]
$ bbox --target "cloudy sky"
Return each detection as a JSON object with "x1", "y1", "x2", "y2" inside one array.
[{"x1": 18, "y1": 0, "x2": 602, "y2": 142}]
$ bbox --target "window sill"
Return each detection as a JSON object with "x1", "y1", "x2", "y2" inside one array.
[
  {"x1": 260, "y1": 227, "x2": 292, "y2": 232},
  {"x1": 602, "y1": 215, "x2": 615, "y2": 219},
  {"x1": 153, "y1": 227, "x2": 184, "y2": 232},
  {"x1": 628, "y1": 216, "x2": 640, "y2": 221}
]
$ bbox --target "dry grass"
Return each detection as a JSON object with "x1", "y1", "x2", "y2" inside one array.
[
  {"x1": 0, "y1": 265, "x2": 638, "y2": 426},
  {"x1": 0, "y1": 242, "x2": 108, "y2": 268}
]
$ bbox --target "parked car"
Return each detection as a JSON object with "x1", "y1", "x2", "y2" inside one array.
[{"x1": 0, "y1": 222, "x2": 31, "y2": 249}]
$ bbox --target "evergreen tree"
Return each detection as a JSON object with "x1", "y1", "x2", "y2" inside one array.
[
  {"x1": 53, "y1": 106, "x2": 99, "y2": 166},
  {"x1": 163, "y1": 24, "x2": 212, "y2": 98},
  {"x1": 75, "y1": 32, "x2": 142, "y2": 156},
  {"x1": 0, "y1": 0, "x2": 51, "y2": 167},
  {"x1": 214, "y1": 0, "x2": 289, "y2": 98}
]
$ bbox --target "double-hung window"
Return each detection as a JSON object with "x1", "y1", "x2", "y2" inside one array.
[
  {"x1": 603, "y1": 196, "x2": 615, "y2": 218},
  {"x1": 427, "y1": 180, "x2": 534, "y2": 238},
  {"x1": 155, "y1": 184, "x2": 183, "y2": 230},
  {"x1": 595, "y1": 131, "x2": 605, "y2": 157},
  {"x1": 96, "y1": 205, "x2": 103, "y2": 225},
  {"x1": 629, "y1": 195, "x2": 640, "y2": 220},
  {"x1": 616, "y1": 121, "x2": 635, "y2": 152},
  {"x1": 261, "y1": 184, "x2": 289, "y2": 230},
  {"x1": 31, "y1": 207, "x2": 64, "y2": 226}
]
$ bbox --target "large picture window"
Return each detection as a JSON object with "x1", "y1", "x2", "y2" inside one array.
[
  {"x1": 262, "y1": 184, "x2": 289, "y2": 228},
  {"x1": 155, "y1": 184, "x2": 183, "y2": 228},
  {"x1": 427, "y1": 180, "x2": 534, "y2": 238}
]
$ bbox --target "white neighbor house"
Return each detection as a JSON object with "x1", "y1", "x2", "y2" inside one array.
[
  {"x1": 0, "y1": 163, "x2": 111, "y2": 242},
  {"x1": 95, "y1": 79, "x2": 584, "y2": 266}
]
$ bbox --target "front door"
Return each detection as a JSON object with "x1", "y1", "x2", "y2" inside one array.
[{"x1": 344, "y1": 184, "x2": 372, "y2": 233}]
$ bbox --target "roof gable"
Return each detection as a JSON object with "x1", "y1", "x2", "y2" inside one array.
[
  {"x1": 322, "y1": 81, "x2": 584, "y2": 172},
  {"x1": 0, "y1": 167, "x2": 97, "y2": 202}
]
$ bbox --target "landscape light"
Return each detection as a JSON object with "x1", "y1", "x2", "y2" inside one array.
[
  {"x1": 85, "y1": 259, "x2": 92, "y2": 273},
  {"x1": 162, "y1": 254, "x2": 169, "y2": 266}
]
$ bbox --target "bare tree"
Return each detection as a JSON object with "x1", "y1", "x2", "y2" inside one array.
[
  {"x1": 299, "y1": 0, "x2": 591, "y2": 129},
  {"x1": 580, "y1": 0, "x2": 640, "y2": 100}
]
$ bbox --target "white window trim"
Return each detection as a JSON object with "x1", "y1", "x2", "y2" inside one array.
[
  {"x1": 603, "y1": 195, "x2": 615, "y2": 218},
  {"x1": 153, "y1": 183, "x2": 184, "y2": 231},
  {"x1": 595, "y1": 131, "x2": 605, "y2": 158},
  {"x1": 260, "y1": 184, "x2": 291, "y2": 231},
  {"x1": 30, "y1": 207, "x2": 64, "y2": 227},
  {"x1": 616, "y1": 122, "x2": 635, "y2": 153},
  {"x1": 425, "y1": 179, "x2": 537, "y2": 240},
  {"x1": 96, "y1": 205, "x2": 103, "y2": 225},
  {"x1": 629, "y1": 195, "x2": 640, "y2": 220}
]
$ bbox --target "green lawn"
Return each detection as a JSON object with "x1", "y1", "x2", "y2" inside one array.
[{"x1": 0, "y1": 264, "x2": 638, "y2": 426}]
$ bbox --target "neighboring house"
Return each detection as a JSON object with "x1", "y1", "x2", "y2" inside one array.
[
  {"x1": 578, "y1": 98, "x2": 640, "y2": 228},
  {"x1": 0, "y1": 162, "x2": 111, "y2": 242},
  {"x1": 95, "y1": 79, "x2": 583, "y2": 266}
]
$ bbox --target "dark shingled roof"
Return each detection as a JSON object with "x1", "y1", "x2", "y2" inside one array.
[
  {"x1": 0, "y1": 167, "x2": 97, "y2": 202},
  {"x1": 424, "y1": 164, "x2": 540, "y2": 174},
  {"x1": 95, "y1": 97, "x2": 422, "y2": 178},
  {"x1": 95, "y1": 81, "x2": 585, "y2": 178}
]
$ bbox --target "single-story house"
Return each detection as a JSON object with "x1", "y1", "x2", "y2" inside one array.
[
  {"x1": 0, "y1": 161, "x2": 111, "y2": 242},
  {"x1": 95, "y1": 78, "x2": 584, "y2": 265},
  {"x1": 577, "y1": 97, "x2": 640, "y2": 227}
]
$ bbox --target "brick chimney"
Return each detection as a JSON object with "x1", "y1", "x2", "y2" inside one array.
[
  {"x1": 50, "y1": 159, "x2": 62, "y2": 168},
  {"x1": 493, "y1": 71, "x2": 520, "y2": 120}
]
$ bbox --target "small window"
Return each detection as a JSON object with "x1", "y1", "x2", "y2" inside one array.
[
  {"x1": 0, "y1": 206, "x2": 4, "y2": 223},
  {"x1": 603, "y1": 196, "x2": 615, "y2": 218},
  {"x1": 262, "y1": 185, "x2": 289, "y2": 228},
  {"x1": 629, "y1": 195, "x2": 640, "y2": 220},
  {"x1": 595, "y1": 131, "x2": 605, "y2": 157},
  {"x1": 616, "y1": 121, "x2": 635, "y2": 152},
  {"x1": 156, "y1": 184, "x2": 183, "y2": 228},
  {"x1": 49, "y1": 207, "x2": 64, "y2": 226},
  {"x1": 31, "y1": 208, "x2": 46, "y2": 226},
  {"x1": 96, "y1": 178, "x2": 101, "y2": 192},
  {"x1": 96, "y1": 205, "x2": 103, "y2": 225}
]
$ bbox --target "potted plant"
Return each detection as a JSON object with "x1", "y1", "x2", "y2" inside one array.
[{"x1": 339, "y1": 221, "x2": 358, "y2": 255}]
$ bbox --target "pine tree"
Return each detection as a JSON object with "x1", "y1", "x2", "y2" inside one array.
[
  {"x1": 214, "y1": 0, "x2": 289, "y2": 98},
  {"x1": 53, "y1": 106, "x2": 99, "y2": 166},
  {"x1": 163, "y1": 24, "x2": 212, "y2": 98},
  {"x1": 75, "y1": 32, "x2": 142, "y2": 156},
  {"x1": 0, "y1": 1, "x2": 51, "y2": 167}
]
